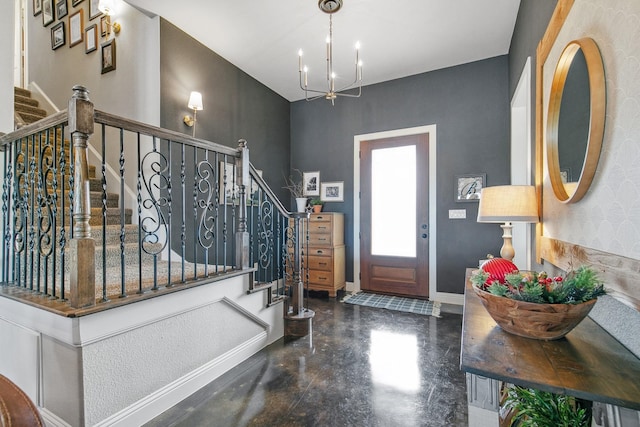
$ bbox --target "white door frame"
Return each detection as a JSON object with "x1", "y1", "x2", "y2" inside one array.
[
  {"x1": 354, "y1": 124, "x2": 460, "y2": 305},
  {"x1": 510, "y1": 57, "x2": 533, "y2": 270}
]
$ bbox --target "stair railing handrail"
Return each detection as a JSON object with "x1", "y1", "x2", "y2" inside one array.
[
  {"x1": 0, "y1": 110, "x2": 69, "y2": 150},
  {"x1": 1, "y1": 85, "x2": 303, "y2": 314},
  {"x1": 248, "y1": 163, "x2": 291, "y2": 219},
  {"x1": 93, "y1": 110, "x2": 238, "y2": 157}
]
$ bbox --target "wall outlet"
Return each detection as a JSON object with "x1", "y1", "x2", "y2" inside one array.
[{"x1": 449, "y1": 209, "x2": 467, "y2": 219}]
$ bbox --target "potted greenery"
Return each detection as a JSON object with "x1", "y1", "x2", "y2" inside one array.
[
  {"x1": 282, "y1": 169, "x2": 307, "y2": 212},
  {"x1": 310, "y1": 198, "x2": 323, "y2": 213},
  {"x1": 470, "y1": 265, "x2": 605, "y2": 340},
  {"x1": 503, "y1": 385, "x2": 590, "y2": 426}
]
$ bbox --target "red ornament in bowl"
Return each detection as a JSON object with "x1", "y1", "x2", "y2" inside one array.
[{"x1": 480, "y1": 258, "x2": 518, "y2": 284}]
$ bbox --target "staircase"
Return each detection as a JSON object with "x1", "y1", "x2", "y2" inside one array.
[
  {"x1": 12, "y1": 87, "x2": 151, "y2": 299},
  {"x1": 14, "y1": 87, "x2": 48, "y2": 125}
]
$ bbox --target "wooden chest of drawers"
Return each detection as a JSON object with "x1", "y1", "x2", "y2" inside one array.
[{"x1": 306, "y1": 213, "x2": 345, "y2": 297}]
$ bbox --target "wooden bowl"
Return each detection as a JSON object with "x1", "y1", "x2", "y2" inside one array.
[{"x1": 473, "y1": 286, "x2": 597, "y2": 340}]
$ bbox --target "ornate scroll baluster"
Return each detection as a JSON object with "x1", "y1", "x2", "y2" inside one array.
[
  {"x1": 27, "y1": 134, "x2": 36, "y2": 290},
  {"x1": 58, "y1": 132, "x2": 67, "y2": 299},
  {"x1": 14, "y1": 138, "x2": 26, "y2": 287},
  {"x1": 38, "y1": 127, "x2": 56, "y2": 295},
  {"x1": 2, "y1": 144, "x2": 13, "y2": 283},
  {"x1": 140, "y1": 137, "x2": 169, "y2": 290},
  {"x1": 196, "y1": 152, "x2": 216, "y2": 277}
]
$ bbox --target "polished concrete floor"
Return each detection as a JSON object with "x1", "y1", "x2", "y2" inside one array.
[{"x1": 145, "y1": 296, "x2": 468, "y2": 427}]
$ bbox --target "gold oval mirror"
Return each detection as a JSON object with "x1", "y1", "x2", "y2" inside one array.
[{"x1": 547, "y1": 37, "x2": 605, "y2": 203}]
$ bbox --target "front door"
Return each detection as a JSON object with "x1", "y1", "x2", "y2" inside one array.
[{"x1": 360, "y1": 134, "x2": 429, "y2": 298}]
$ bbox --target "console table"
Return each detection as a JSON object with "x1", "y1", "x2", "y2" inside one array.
[{"x1": 461, "y1": 268, "x2": 640, "y2": 426}]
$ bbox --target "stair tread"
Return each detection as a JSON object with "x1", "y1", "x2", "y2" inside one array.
[
  {"x1": 14, "y1": 87, "x2": 31, "y2": 98},
  {"x1": 14, "y1": 94, "x2": 39, "y2": 107},
  {"x1": 15, "y1": 104, "x2": 47, "y2": 117}
]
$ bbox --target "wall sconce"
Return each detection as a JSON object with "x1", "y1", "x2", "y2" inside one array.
[
  {"x1": 477, "y1": 185, "x2": 539, "y2": 262},
  {"x1": 183, "y1": 91, "x2": 203, "y2": 137},
  {"x1": 98, "y1": 0, "x2": 121, "y2": 35}
]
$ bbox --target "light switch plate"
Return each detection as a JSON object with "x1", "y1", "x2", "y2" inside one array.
[{"x1": 449, "y1": 209, "x2": 466, "y2": 219}]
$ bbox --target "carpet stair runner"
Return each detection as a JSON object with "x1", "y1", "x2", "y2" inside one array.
[{"x1": 14, "y1": 87, "x2": 47, "y2": 125}]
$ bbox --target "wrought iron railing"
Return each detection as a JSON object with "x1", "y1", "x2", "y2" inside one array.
[{"x1": 0, "y1": 85, "x2": 301, "y2": 311}]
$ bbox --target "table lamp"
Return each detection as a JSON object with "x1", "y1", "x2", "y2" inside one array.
[{"x1": 477, "y1": 185, "x2": 539, "y2": 261}]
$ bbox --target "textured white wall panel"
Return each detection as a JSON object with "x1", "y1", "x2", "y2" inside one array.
[{"x1": 542, "y1": 0, "x2": 640, "y2": 260}]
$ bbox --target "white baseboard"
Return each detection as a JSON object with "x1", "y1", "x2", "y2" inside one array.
[
  {"x1": 41, "y1": 408, "x2": 72, "y2": 427},
  {"x1": 435, "y1": 292, "x2": 464, "y2": 306},
  {"x1": 93, "y1": 332, "x2": 268, "y2": 427}
]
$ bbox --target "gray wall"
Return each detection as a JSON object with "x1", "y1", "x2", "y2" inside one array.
[
  {"x1": 291, "y1": 56, "x2": 511, "y2": 294},
  {"x1": 159, "y1": 20, "x2": 290, "y2": 202},
  {"x1": 508, "y1": 0, "x2": 558, "y2": 99}
]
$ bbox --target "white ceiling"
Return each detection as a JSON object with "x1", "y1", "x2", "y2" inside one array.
[{"x1": 124, "y1": 0, "x2": 521, "y2": 102}]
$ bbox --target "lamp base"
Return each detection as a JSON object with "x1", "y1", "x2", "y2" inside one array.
[{"x1": 499, "y1": 222, "x2": 515, "y2": 262}]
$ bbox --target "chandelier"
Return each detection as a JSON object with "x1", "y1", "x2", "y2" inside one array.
[{"x1": 298, "y1": 0, "x2": 363, "y2": 105}]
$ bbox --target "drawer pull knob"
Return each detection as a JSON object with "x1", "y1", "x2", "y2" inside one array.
[
  {"x1": 319, "y1": 277, "x2": 327, "y2": 280},
  {"x1": 317, "y1": 250, "x2": 324, "y2": 254},
  {"x1": 319, "y1": 263, "x2": 327, "y2": 266}
]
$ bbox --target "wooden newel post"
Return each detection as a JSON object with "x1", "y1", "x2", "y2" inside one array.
[
  {"x1": 68, "y1": 85, "x2": 95, "y2": 308},
  {"x1": 235, "y1": 139, "x2": 250, "y2": 270}
]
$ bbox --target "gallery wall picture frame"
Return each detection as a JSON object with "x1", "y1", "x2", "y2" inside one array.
[
  {"x1": 320, "y1": 181, "x2": 344, "y2": 202},
  {"x1": 68, "y1": 9, "x2": 83, "y2": 47},
  {"x1": 72, "y1": 0, "x2": 84, "y2": 6},
  {"x1": 455, "y1": 173, "x2": 486, "y2": 202},
  {"x1": 85, "y1": 24, "x2": 97, "y2": 53},
  {"x1": 303, "y1": 171, "x2": 320, "y2": 196},
  {"x1": 101, "y1": 39, "x2": 116, "y2": 74},
  {"x1": 42, "y1": 0, "x2": 54, "y2": 26},
  {"x1": 100, "y1": 15, "x2": 108, "y2": 37},
  {"x1": 89, "y1": 0, "x2": 101, "y2": 20},
  {"x1": 51, "y1": 21, "x2": 65, "y2": 50},
  {"x1": 34, "y1": 0, "x2": 42, "y2": 16},
  {"x1": 55, "y1": 0, "x2": 68, "y2": 19}
]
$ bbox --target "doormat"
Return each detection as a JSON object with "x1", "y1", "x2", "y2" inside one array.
[{"x1": 342, "y1": 292, "x2": 441, "y2": 317}]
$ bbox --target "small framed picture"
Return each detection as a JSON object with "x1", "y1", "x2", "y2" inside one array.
[
  {"x1": 455, "y1": 173, "x2": 486, "y2": 202},
  {"x1": 34, "y1": 0, "x2": 42, "y2": 16},
  {"x1": 320, "y1": 181, "x2": 344, "y2": 202},
  {"x1": 42, "y1": 0, "x2": 54, "y2": 26},
  {"x1": 100, "y1": 15, "x2": 108, "y2": 37},
  {"x1": 85, "y1": 24, "x2": 97, "y2": 53},
  {"x1": 68, "y1": 9, "x2": 83, "y2": 47},
  {"x1": 55, "y1": 0, "x2": 67, "y2": 19},
  {"x1": 72, "y1": 0, "x2": 84, "y2": 6},
  {"x1": 89, "y1": 0, "x2": 101, "y2": 20},
  {"x1": 303, "y1": 171, "x2": 320, "y2": 196},
  {"x1": 101, "y1": 39, "x2": 116, "y2": 74},
  {"x1": 51, "y1": 21, "x2": 65, "y2": 50}
]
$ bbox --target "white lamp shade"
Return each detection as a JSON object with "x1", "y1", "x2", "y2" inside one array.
[
  {"x1": 98, "y1": 0, "x2": 116, "y2": 14},
  {"x1": 188, "y1": 91, "x2": 203, "y2": 111},
  {"x1": 477, "y1": 185, "x2": 539, "y2": 223}
]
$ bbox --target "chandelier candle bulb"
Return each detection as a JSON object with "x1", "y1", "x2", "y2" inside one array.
[{"x1": 298, "y1": 50, "x2": 303, "y2": 72}]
